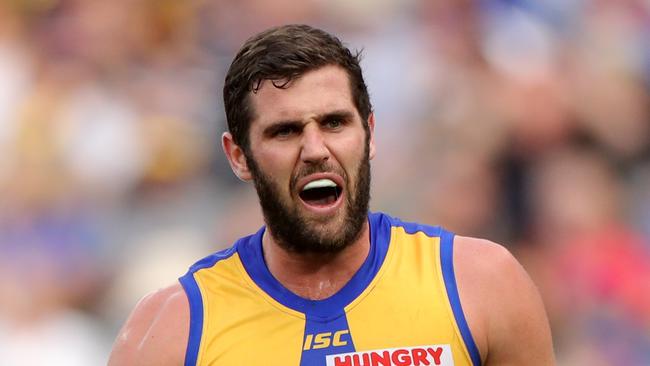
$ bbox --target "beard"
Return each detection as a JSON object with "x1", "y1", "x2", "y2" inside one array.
[{"x1": 246, "y1": 146, "x2": 371, "y2": 255}]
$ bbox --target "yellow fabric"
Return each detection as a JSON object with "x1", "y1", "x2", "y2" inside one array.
[
  {"x1": 193, "y1": 253, "x2": 305, "y2": 366},
  {"x1": 185, "y1": 217, "x2": 476, "y2": 366},
  {"x1": 345, "y1": 227, "x2": 473, "y2": 365}
]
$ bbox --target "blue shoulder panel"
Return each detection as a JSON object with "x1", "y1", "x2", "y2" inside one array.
[{"x1": 387, "y1": 214, "x2": 443, "y2": 237}]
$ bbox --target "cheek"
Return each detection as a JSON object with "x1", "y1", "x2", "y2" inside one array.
[
  {"x1": 253, "y1": 149, "x2": 296, "y2": 187},
  {"x1": 334, "y1": 137, "x2": 367, "y2": 178}
]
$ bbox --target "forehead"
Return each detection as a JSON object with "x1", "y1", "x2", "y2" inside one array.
[{"x1": 249, "y1": 65, "x2": 357, "y2": 126}]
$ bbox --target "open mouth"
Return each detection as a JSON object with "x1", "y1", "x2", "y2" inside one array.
[{"x1": 299, "y1": 178, "x2": 343, "y2": 207}]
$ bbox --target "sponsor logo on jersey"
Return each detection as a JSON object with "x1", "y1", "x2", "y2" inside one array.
[
  {"x1": 303, "y1": 330, "x2": 351, "y2": 350},
  {"x1": 325, "y1": 344, "x2": 454, "y2": 366}
]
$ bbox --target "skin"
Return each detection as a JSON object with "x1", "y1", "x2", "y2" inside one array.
[
  {"x1": 108, "y1": 65, "x2": 555, "y2": 365},
  {"x1": 108, "y1": 283, "x2": 188, "y2": 366},
  {"x1": 454, "y1": 237, "x2": 555, "y2": 365}
]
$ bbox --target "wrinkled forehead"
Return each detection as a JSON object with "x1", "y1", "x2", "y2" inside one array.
[{"x1": 248, "y1": 65, "x2": 358, "y2": 128}]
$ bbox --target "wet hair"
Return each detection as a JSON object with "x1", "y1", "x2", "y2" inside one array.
[{"x1": 223, "y1": 24, "x2": 372, "y2": 152}]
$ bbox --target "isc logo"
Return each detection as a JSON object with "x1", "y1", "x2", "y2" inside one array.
[{"x1": 303, "y1": 330, "x2": 350, "y2": 350}]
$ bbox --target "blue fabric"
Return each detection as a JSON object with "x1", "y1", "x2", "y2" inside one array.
[
  {"x1": 178, "y1": 273, "x2": 203, "y2": 366},
  {"x1": 299, "y1": 312, "x2": 356, "y2": 366}
]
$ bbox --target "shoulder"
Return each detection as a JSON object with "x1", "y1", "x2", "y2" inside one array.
[
  {"x1": 452, "y1": 236, "x2": 522, "y2": 285},
  {"x1": 108, "y1": 282, "x2": 189, "y2": 366},
  {"x1": 452, "y1": 236, "x2": 530, "y2": 315},
  {"x1": 452, "y1": 236, "x2": 555, "y2": 365}
]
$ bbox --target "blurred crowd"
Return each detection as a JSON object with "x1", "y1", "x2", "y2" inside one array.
[{"x1": 0, "y1": 0, "x2": 648, "y2": 364}]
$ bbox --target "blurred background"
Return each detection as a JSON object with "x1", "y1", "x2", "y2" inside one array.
[{"x1": 0, "y1": 0, "x2": 649, "y2": 364}]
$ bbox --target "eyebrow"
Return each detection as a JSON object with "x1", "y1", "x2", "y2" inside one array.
[{"x1": 320, "y1": 110, "x2": 355, "y2": 123}]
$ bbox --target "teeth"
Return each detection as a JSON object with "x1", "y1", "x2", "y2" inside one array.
[{"x1": 302, "y1": 179, "x2": 337, "y2": 191}]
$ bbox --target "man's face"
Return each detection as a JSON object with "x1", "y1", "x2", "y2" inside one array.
[{"x1": 245, "y1": 65, "x2": 375, "y2": 254}]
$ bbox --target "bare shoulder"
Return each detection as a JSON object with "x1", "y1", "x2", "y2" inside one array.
[
  {"x1": 452, "y1": 236, "x2": 555, "y2": 365},
  {"x1": 108, "y1": 282, "x2": 189, "y2": 366}
]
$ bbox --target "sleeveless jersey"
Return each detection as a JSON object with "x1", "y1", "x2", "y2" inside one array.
[{"x1": 179, "y1": 212, "x2": 481, "y2": 366}]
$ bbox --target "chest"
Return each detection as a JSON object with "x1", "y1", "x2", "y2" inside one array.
[{"x1": 194, "y1": 248, "x2": 470, "y2": 366}]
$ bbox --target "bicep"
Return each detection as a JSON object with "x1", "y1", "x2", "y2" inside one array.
[
  {"x1": 108, "y1": 284, "x2": 189, "y2": 366},
  {"x1": 485, "y1": 247, "x2": 555, "y2": 365},
  {"x1": 454, "y1": 237, "x2": 555, "y2": 365}
]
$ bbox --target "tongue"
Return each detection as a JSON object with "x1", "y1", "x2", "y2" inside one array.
[{"x1": 305, "y1": 195, "x2": 336, "y2": 206}]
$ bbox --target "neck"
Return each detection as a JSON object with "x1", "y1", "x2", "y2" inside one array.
[{"x1": 262, "y1": 220, "x2": 371, "y2": 300}]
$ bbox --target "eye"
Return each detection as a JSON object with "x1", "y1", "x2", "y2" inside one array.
[
  {"x1": 324, "y1": 118, "x2": 343, "y2": 129},
  {"x1": 274, "y1": 125, "x2": 298, "y2": 138}
]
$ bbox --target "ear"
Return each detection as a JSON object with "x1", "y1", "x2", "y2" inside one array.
[
  {"x1": 222, "y1": 132, "x2": 253, "y2": 181},
  {"x1": 367, "y1": 112, "x2": 376, "y2": 160}
]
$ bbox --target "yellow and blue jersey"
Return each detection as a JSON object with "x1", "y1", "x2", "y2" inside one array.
[{"x1": 179, "y1": 212, "x2": 481, "y2": 366}]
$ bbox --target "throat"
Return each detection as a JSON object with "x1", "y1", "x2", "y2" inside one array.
[
  {"x1": 261, "y1": 220, "x2": 371, "y2": 300},
  {"x1": 264, "y1": 244, "x2": 361, "y2": 300},
  {"x1": 288, "y1": 279, "x2": 344, "y2": 300},
  {"x1": 272, "y1": 252, "x2": 354, "y2": 300}
]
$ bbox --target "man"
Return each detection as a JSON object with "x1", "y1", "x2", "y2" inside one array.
[{"x1": 109, "y1": 24, "x2": 555, "y2": 366}]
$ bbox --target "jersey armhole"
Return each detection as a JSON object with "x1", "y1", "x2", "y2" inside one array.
[
  {"x1": 440, "y1": 230, "x2": 482, "y2": 366},
  {"x1": 179, "y1": 272, "x2": 204, "y2": 366}
]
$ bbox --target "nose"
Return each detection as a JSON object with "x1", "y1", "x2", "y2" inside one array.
[{"x1": 300, "y1": 124, "x2": 330, "y2": 164}]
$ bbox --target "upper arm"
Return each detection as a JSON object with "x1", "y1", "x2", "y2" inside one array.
[
  {"x1": 108, "y1": 282, "x2": 189, "y2": 366},
  {"x1": 453, "y1": 236, "x2": 555, "y2": 365}
]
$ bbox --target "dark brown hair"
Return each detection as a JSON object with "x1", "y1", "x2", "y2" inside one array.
[{"x1": 223, "y1": 24, "x2": 372, "y2": 152}]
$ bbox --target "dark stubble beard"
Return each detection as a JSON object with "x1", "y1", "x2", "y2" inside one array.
[{"x1": 246, "y1": 145, "x2": 371, "y2": 255}]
